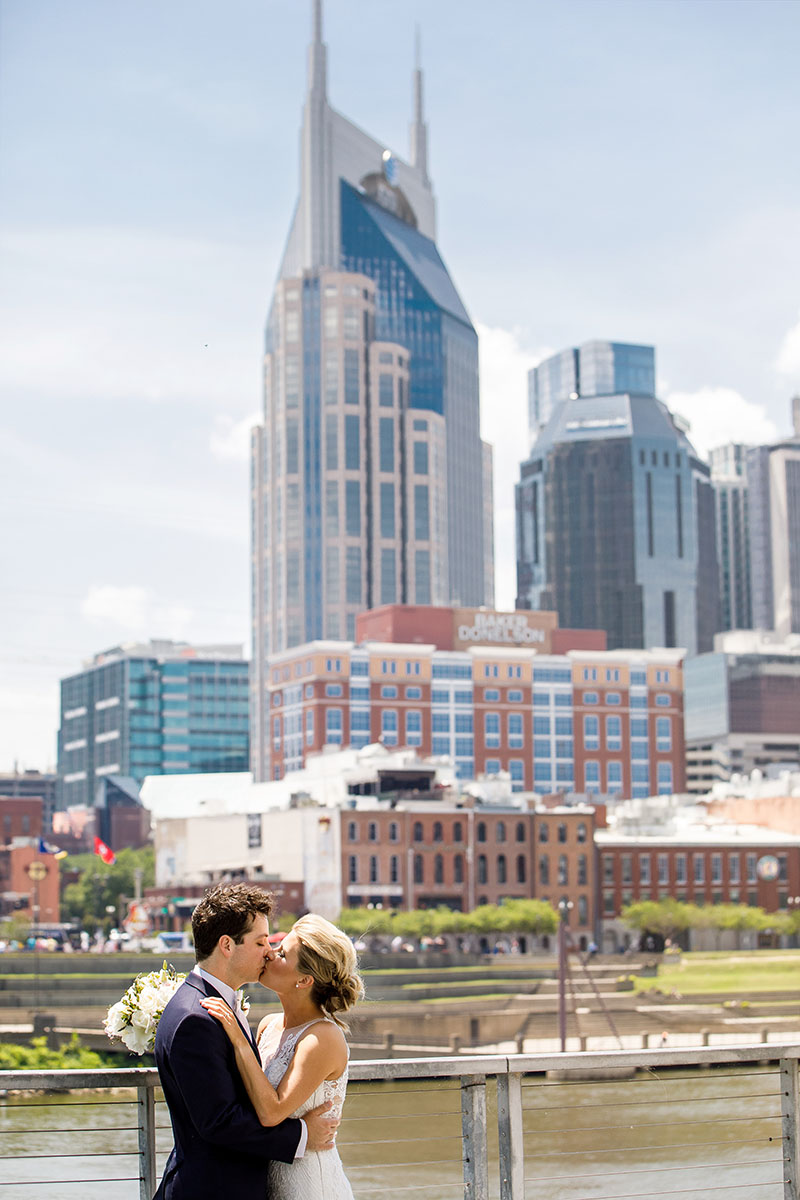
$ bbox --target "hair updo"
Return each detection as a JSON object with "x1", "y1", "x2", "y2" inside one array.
[{"x1": 293, "y1": 914, "x2": 365, "y2": 1026}]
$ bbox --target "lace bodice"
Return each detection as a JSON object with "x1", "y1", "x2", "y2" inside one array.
[{"x1": 258, "y1": 1017, "x2": 349, "y2": 1119}]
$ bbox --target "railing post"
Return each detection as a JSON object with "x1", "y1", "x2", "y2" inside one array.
[
  {"x1": 781, "y1": 1056, "x2": 799, "y2": 1200},
  {"x1": 461, "y1": 1074, "x2": 488, "y2": 1200},
  {"x1": 497, "y1": 1069, "x2": 524, "y2": 1200},
  {"x1": 138, "y1": 1081, "x2": 157, "y2": 1200}
]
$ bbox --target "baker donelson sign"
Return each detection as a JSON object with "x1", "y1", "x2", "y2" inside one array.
[{"x1": 453, "y1": 609, "x2": 557, "y2": 650}]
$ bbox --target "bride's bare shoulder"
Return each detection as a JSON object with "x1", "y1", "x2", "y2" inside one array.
[{"x1": 257, "y1": 1012, "x2": 281, "y2": 1040}]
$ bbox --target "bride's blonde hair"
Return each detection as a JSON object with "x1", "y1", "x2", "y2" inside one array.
[{"x1": 293, "y1": 914, "x2": 364, "y2": 1026}]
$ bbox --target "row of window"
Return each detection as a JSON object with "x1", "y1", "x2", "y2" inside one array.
[
  {"x1": 581, "y1": 691, "x2": 673, "y2": 708},
  {"x1": 604, "y1": 851, "x2": 788, "y2": 886},
  {"x1": 347, "y1": 819, "x2": 590, "y2": 844},
  {"x1": 348, "y1": 853, "x2": 530, "y2": 886}
]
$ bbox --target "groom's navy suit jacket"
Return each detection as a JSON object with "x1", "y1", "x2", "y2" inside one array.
[{"x1": 153, "y1": 972, "x2": 302, "y2": 1199}]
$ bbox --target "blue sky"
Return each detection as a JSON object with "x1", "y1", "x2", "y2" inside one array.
[{"x1": 1, "y1": 0, "x2": 799, "y2": 770}]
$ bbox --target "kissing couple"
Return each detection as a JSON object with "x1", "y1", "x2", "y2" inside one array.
[{"x1": 153, "y1": 882, "x2": 363, "y2": 1199}]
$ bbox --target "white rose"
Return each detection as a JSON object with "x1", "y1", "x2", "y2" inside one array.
[
  {"x1": 121, "y1": 1023, "x2": 152, "y2": 1055},
  {"x1": 104, "y1": 1002, "x2": 128, "y2": 1037},
  {"x1": 137, "y1": 988, "x2": 160, "y2": 1017}
]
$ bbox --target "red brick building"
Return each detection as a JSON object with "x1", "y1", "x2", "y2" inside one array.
[
  {"x1": 265, "y1": 605, "x2": 685, "y2": 801},
  {"x1": 341, "y1": 803, "x2": 600, "y2": 946}
]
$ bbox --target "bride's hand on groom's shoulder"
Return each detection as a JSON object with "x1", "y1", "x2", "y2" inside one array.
[
  {"x1": 200, "y1": 997, "x2": 245, "y2": 1044},
  {"x1": 305, "y1": 1100, "x2": 340, "y2": 1152}
]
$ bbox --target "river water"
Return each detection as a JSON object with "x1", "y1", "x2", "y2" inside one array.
[{"x1": 0, "y1": 1066, "x2": 785, "y2": 1199}]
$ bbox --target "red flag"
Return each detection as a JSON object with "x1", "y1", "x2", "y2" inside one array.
[{"x1": 94, "y1": 836, "x2": 116, "y2": 865}]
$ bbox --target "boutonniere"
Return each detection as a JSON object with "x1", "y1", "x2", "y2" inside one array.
[{"x1": 235, "y1": 988, "x2": 250, "y2": 1015}]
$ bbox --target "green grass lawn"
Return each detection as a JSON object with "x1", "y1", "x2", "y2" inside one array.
[{"x1": 634, "y1": 950, "x2": 800, "y2": 995}]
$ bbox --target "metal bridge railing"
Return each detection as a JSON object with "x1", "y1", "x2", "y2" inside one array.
[{"x1": 1, "y1": 1043, "x2": 798, "y2": 1200}]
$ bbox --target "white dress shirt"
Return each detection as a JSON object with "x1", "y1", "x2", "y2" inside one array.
[{"x1": 194, "y1": 966, "x2": 307, "y2": 1158}]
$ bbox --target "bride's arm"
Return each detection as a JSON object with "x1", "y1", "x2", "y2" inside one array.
[{"x1": 200, "y1": 999, "x2": 345, "y2": 1126}]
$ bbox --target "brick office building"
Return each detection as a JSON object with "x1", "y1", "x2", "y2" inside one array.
[
  {"x1": 263, "y1": 604, "x2": 686, "y2": 800},
  {"x1": 596, "y1": 829, "x2": 800, "y2": 934},
  {"x1": 341, "y1": 801, "x2": 601, "y2": 946}
]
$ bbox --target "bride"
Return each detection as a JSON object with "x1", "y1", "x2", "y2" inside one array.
[{"x1": 201, "y1": 913, "x2": 364, "y2": 1200}]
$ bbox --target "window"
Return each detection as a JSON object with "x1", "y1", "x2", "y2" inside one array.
[
  {"x1": 606, "y1": 692, "x2": 621, "y2": 706},
  {"x1": 676, "y1": 854, "x2": 687, "y2": 884},
  {"x1": 368, "y1": 822, "x2": 378, "y2": 842},
  {"x1": 433, "y1": 821, "x2": 443, "y2": 843},
  {"x1": 583, "y1": 667, "x2": 598, "y2": 682},
  {"x1": 454, "y1": 854, "x2": 464, "y2": 883},
  {"x1": 414, "y1": 854, "x2": 424, "y2": 884},
  {"x1": 583, "y1": 691, "x2": 599, "y2": 704},
  {"x1": 622, "y1": 854, "x2": 632, "y2": 884},
  {"x1": 381, "y1": 709, "x2": 398, "y2": 745},
  {"x1": 325, "y1": 708, "x2": 342, "y2": 743},
  {"x1": 603, "y1": 854, "x2": 614, "y2": 884},
  {"x1": 325, "y1": 683, "x2": 342, "y2": 697},
  {"x1": 432, "y1": 711, "x2": 450, "y2": 733},
  {"x1": 389, "y1": 822, "x2": 399, "y2": 843},
  {"x1": 658, "y1": 854, "x2": 669, "y2": 884},
  {"x1": 454, "y1": 821, "x2": 463, "y2": 843},
  {"x1": 369, "y1": 856, "x2": 379, "y2": 884},
  {"x1": 495, "y1": 821, "x2": 506, "y2": 843},
  {"x1": 577, "y1": 854, "x2": 587, "y2": 885},
  {"x1": 484, "y1": 688, "x2": 500, "y2": 702},
  {"x1": 434, "y1": 854, "x2": 444, "y2": 884},
  {"x1": 606, "y1": 715, "x2": 622, "y2": 750},
  {"x1": 728, "y1": 853, "x2": 740, "y2": 884},
  {"x1": 578, "y1": 895, "x2": 588, "y2": 925},
  {"x1": 606, "y1": 761, "x2": 623, "y2": 792},
  {"x1": 348, "y1": 821, "x2": 357, "y2": 842},
  {"x1": 477, "y1": 822, "x2": 487, "y2": 843},
  {"x1": 539, "y1": 822, "x2": 549, "y2": 843},
  {"x1": 508, "y1": 712, "x2": 524, "y2": 748},
  {"x1": 413, "y1": 821, "x2": 423, "y2": 842},
  {"x1": 390, "y1": 855, "x2": 399, "y2": 883},
  {"x1": 584, "y1": 714, "x2": 599, "y2": 750},
  {"x1": 485, "y1": 712, "x2": 500, "y2": 748},
  {"x1": 639, "y1": 854, "x2": 651, "y2": 885},
  {"x1": 381, "y1": 685, "x2": 398, "y2": 699},
  {"x1": 534, "y1": 739, "x2": 551, "y2": 758},
  {"x1": 497, "y1": 854, "x2": 507, "y2": 884},
  {"x1": 414, "y1": 484, "x2": 430, "y2": 540},
  {"x1": 693, "y1": 855, "x2": 705, "y2": 885},
  {"x1": 534, "y1": 715, "x2": 551, "y2": 736},
  {"x1": 555, "y1": 716, "x2": 573, "y2": 736},
  {"x1": 516, "y1": 822, "x2": 526, "y2": 843},
  {"x1": 348, "y1": 856, "x2": 357, "y2": 883},
  {"x1": 407, "y1": 686, "x2": 422, "y2": 700},
  {"x1": 711, "y1": 853, "x2": 722, "y2": 884},
  {"x1": 516, "y1": 855, "x2": 526, "y2": 884},
  {"x1": 655, "y1": 694, "x2": 671, "y2": 707},
  {"x1": 657, "y1": 762, "x2": 673, "y2": 794},
  {"x1": 378, "y1": 374, "x2": 394, "y2": 407},
  {"x1": 656, "y1": 716, "x2": 671, "y2": 752},
  {"x1": 508, "y1": 689, "x2": 523, "y2": 702},
  {"x1": 413, "y1": 441, "x2": 429, "y2": 474},
  {"x1": 478, "y1": 854, "x2": 488, "y2": 885},
  {"x1": 558, "y1": 855, "x2": 568, "y2": 885},
  {"x1": 539, "y1": 855, "x2": 550, "y2": 885}
]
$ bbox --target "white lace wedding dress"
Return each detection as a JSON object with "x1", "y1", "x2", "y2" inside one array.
[{"x1": 259, "y1": 1016, "x2": 355, "y2": 1200}]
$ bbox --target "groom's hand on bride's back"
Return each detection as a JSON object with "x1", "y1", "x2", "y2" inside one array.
[{"x1": 304, "y1": 1101, "x2": 340, "y2": 1152}]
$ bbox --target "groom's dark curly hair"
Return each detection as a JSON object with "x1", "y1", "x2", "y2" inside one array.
[{"x1": 192, "y1": 883, "x2": 274, "y2": 961}]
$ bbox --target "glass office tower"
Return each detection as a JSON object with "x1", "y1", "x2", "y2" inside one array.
[
  {"x1": 58, "y1": 641, "x2": 250, "y2": 809},
  {"x1": 516, "y1": 341, "x2": 719, "y2": 655},
  {"x1": 251, "y1": 3, "x2": 492, "y2": 780}
]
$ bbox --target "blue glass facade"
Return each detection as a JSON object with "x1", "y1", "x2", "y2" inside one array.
[
  {"x1": 58, "y1": 650, "x2": 250, "y2": 809},
  {"x1": 340, "y1": 180, "x2": 485, "y2": 606}
]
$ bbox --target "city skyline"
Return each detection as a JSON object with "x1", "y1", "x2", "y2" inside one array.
[{"x1": 2, "y1": 0, "x2": 800, "y2": 769}]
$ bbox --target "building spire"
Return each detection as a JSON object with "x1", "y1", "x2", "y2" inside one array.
[
  {"x1": 410, "y1": 25, "x2": 429, "y2": 183},
  {"x1": 308, "y1": 0, "x2": 327, "y2": 98}
]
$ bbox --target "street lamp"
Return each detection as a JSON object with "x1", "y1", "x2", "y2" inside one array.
[
  {"x1": 26, "y1": 859, "x2": 48, "y2": 1011},
  {"x1": 557, "y1": 899, "x2": 574, "y2": 1053}
]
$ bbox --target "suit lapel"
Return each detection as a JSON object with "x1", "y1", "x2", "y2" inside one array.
[{"x1": 188, "y1": 971, "x2": 261, "y2": 1062}]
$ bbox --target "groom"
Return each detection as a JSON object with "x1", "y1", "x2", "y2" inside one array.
[{"x1": 153, "y1": 883, "x2": 339, "y2": 1199}]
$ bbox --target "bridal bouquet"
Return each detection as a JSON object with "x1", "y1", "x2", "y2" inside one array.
[{"x1": 104, "y1": 961, "x2": 186, "y2": 1054}]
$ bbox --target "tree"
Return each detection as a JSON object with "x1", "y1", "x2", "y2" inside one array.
[{"x1": 60, "y1": 846, "x2": 155, "y2": 932}]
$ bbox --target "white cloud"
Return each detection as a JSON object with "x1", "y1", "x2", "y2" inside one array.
[
  {"x1": 775, "y1": 311, "x2": 800, "y2": 379},
  {"x1": 665, "y1": 386, "x2": 779, "y2": 458},
  {"x1": 210, "y1": 411, "x2": 260, "y2": 462},
  {"x1": 477, "y1": 324, "x2": 551, "y2": 609},
  {"x1": 81, "y1": 585, "x2": 193, "y2": 639}
]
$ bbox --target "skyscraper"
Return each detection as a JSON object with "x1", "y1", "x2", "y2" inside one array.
[
  {"x1": 747, "y1": 398, "x2": 800, "y2": 637},
  {"x1": 57, "y1": 640, "x2": 250, "y2": 810},
  {"x1": 251, "y1": 3, "x2": 492, "y2": 780},
  {"x1": 709, "y1": 443, "x2": 752, "y2": 632},
  {"x1": 516, "y1": 340, "x2": 719, "y2": 655}
]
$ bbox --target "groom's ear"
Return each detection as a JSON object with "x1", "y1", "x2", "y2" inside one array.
[{"x1": 218, "y1": 934, "x2": 234, "y2": 957}]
